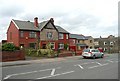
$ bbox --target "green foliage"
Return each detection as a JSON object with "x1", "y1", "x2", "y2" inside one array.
[
  {"x1": 25, "y1": 48, "x2": 56, "y2": 57},
  {"x1": 64, "y1": 44, "x2": 69, "y2": 50},
  {"x1": 25, "y1": 48, "x2": 36, "y2": 56},
  {"x1": 57, "y1": 49, "x2": 61, "y2": 54},
  {"x1": 2, "y1": 43, "x2": 16, "y2": 51},
  {"x1": 46, "y1": 43, "x2": 51, "y2": 49}
]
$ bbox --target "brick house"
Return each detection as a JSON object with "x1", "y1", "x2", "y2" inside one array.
[
  {"x1": 84, "y1": 36, "x2": 94, "y2": 49},
  {"x1": 94, "y1": 35, "x2": 119, "y2": 53},
  {"x1": 69, "y1": 34, "x2": 88, "y2": 51},
  {"x1": 7, "y1": 17, "x2": 69, "y2": 50}
]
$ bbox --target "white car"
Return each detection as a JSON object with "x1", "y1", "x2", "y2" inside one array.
[{"x1": 82, "y1": 49, "x2": 104, "y2": 59}]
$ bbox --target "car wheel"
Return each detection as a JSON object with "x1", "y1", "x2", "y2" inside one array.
[
  {"x1": 92, "y1": 55, "x2": 96, "y2": 59},
  {"x1": 83, "y1": 56, "x2": 86, "y2": 59},
  {"x1": 101, "y1": 54, "x2": 104, "y2": 58}
]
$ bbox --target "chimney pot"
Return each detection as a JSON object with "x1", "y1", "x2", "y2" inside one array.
[
  {"x1": 34, "y1": 17, "x2": 38, "y2": 27},
  {"x1": 50, "y1": 18, "x2": 54, "y2": 23}
]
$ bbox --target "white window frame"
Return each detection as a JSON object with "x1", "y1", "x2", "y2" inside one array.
[
  {"x1": 94, "y1": 42, "x2": 99, "y2": 45},
  {"x1": 66, "y1": 34, "x2": 69, "y2": 39},
  {"x1": 58, "y1": 43, "x2": 64, "y2": 49},
  {"x1": 29, "y1": 31, "x2": 36, "y2": 38},
  {"x1": 73, "y1": 39, "x2": 76, "y2": 44},
  {"x1": 104, "y1": 42, "x2": 107, "y2": 45},
  {"x1": 47, "y1": 32, "x2": 52, "y2": 39},
  {"x1": 59, "y1": 33, "x2": 63, "y2": 39},
  {"x1": 110, "y1": 42, "x2": 113, "y2": 45},
  {"x1": 50, "y1": 42, "x2": 55, "y2": 49}
]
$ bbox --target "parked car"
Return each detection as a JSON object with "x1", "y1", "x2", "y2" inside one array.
[{"x1": 82, "y1": 49, "x2": 104, "y2": 59}]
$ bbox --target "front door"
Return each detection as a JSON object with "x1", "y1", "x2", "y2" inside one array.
[{"x1": 20, "y1": 44, "x2": 24, "y2": 48}]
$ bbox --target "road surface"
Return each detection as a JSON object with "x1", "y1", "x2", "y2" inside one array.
[{"x1": 2, "y1": 54, "x2": 119, "y2": 81}]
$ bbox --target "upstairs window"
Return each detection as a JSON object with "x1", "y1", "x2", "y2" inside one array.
[
  {"x1": 104, "y1": 42, "x2": 107, "y2": 45},
  {"x1": 94, "y1": 42, "x2": 99, "y2": 45},
  {"x1": 29, "y1": 31, "x2": 36, "y2": 38},
  {"x1": 110, "y1": 42, "x2": 114, "y2": 45},
  {"x1": 59, "y1": 33, "x2": 63, "y2": 39},
  {"x1": 47, "y1": 32, "x2": 52, "y2": 39},
  {"x1": 90, "y1": 40, "x2": 92, "y2": 43},
  {"x1": 20, "y1": 31, "x2": 24, "y2": 37},
  {"x1": 73, "y1": 39, "x2": 76, "y2": 44},
  {"x1": 66, "y1": 34, "x2": 69, "y2": 39}
]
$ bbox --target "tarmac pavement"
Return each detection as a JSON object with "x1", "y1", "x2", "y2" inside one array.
[{"x1": 1, "y1": 55, "x2": 81, "y2": 67}]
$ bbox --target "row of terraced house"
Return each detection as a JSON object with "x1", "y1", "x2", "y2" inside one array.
[{"x1": 6, "y1": 17, "x2": 119, "y2": 53}]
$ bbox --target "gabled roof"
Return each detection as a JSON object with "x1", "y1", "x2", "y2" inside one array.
[
  {"x1": 38, "y1": 21, "x2": 49, "y2": 31},
  {"x1": 13, "y1": 19, "x2": 40, "y2": 31},
  {"x1": 85, "y1": 36, "x2": 91, "y2": 39},
  {"x1": 12, "y1": 19, "x2": 69, "y2": 33},
  {"x1": 56, "y1": 25, "x2": 69, "y2": 33},
  {"x1": 69, "y1": 34, "x2": 87, "y2": 40},
  {"x1": 94, "y1": 38, "x2": 99, "y2": 41}
]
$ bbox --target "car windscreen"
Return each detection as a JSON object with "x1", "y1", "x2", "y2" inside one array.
[
  {"x1": 83, "y1": 49, "x2": 90, "y2": 52},
  {"x1": 92, "y1": 49, "x2": 99, "y2": 52}
]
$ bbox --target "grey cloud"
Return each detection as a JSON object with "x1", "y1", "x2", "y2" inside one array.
[
  {"x1": 0, "y1": 4, "x2": 24, "y2": 18},
  {"x1": 20, "y1": 11, "x2": 68, "y2": 22}
]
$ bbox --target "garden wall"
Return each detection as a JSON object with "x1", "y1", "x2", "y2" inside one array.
[
  {"x1": 58, "y1": 52, "x2": 73, "y2": 57},
  {"x1": 0, "y1": 50, "x2": 25, "y2": 62}
]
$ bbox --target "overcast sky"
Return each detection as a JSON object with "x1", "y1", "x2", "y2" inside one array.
[{"x1": 0, "y1": 0, "x2": 119, "y2": 41}]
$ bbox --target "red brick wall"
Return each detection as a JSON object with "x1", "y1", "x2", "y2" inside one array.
[
  {"x1": 19, "y1": 31, "x2": 40, "y2": 47},
  {"x1": 69, "y1": 38, "x2": 76, "y2": 46},
  {"x1": 58, "y1": 33, "x2": 69, "y2": 44},
  {"x1": 58, "y1": 51, "x2": 73, "y2": 57},
  {"x1": 69, "y1": 38, "x2": 76, "y2": 51},
  {"x1": 1, "y1": 50, "x2": 25, "y2": 62},
  {"x1": 7, "y1": 21, "x2": 19, "y2": 47},
  {"x1": 7, "y1": 20, "x2": 40, "y2": 48}
]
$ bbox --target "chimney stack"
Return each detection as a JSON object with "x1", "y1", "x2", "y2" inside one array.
[
  {"x1": 50, "y1": 18, "x2": 54, "y2": 23},
  {"x1": 34, "y1": 17, "x2": 38, "y2": 27}
]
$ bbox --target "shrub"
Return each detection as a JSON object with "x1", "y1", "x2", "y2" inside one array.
[
  {"x1": 64, "y1": 44, "x2": 69, "y2": 50},
  {"x1": 25, "y1": 48, "x2": 56, "y2": 57},
  {"x1": 15, "y1": 46, "x2": 20, "y2": 50},
  {"x1": 25, "y1": 48, "x2": 36, "y2": 56},
  {"x1": 2, "y1": 43, "x2": 16, "y2": 51}
]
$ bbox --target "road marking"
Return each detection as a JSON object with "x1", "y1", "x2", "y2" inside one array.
[
  {"x1": 51, "y1": 68, "x2": 56, "y2": 75},
  {"x1": 81, "y1": 62, "x2": 95, "y2": 65},
  {"x1": 36, "y1": 71, "x2": 75, "y2": 79},
  {"x1": 101, "y1": 63, "x2": 109, "y2": 66},
  {"x1": 74, "y1": 62, "x2": 95, "y2": 66},
  {"x1": 3, "y1": 67, "x2": 61, "y2": 80},
  {"x1": 78, "y1": 65, "x2": 84, "y2": 69},
  {"x1": 115, "y1": 61, "x2": 118, "y2": 62},
  {"x1": 115, "y1": 61, "x2": 118, "y2": 63},
  {"x1": 88, "y1": 65, "x2": 99, "y2": 69},
  {"x1": 3, "y1": 75, "x2": 11, "y2": 80},
  {"x1": 88, "y1": 63, "x2": 109, "y2": 69},
  {"x1": 96, "y1": 62, "x2": 102, "y2": 66},
  {"x1": 74, "y1": 64, "x2": 84, "y2": 69},
  {"x1": 107, "y1": 60, "x2": 114, "y2": 63}
]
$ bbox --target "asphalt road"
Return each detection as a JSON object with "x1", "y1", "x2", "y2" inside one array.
[{"x1": 2, "y1": 54, "x2": 119, "y2": 80}]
